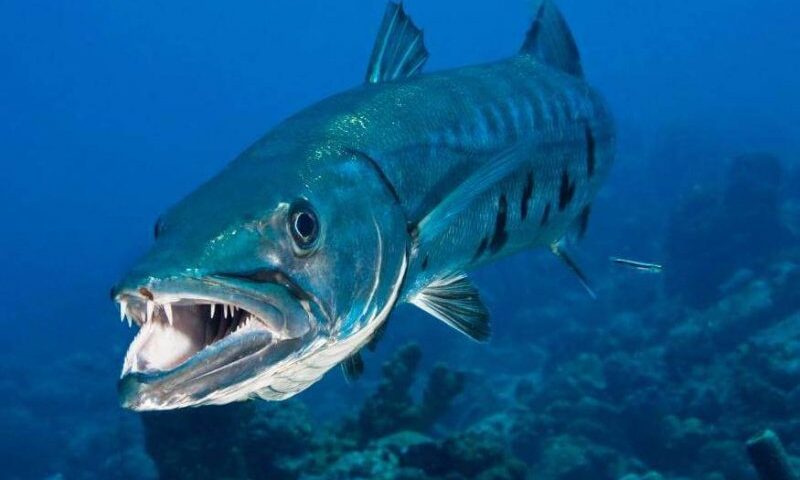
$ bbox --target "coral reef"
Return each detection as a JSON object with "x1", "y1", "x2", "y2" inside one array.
[
  {"x1": 136, "y1": 343, "x2": 479, "y2": 480},
  {"x1": 0, "y1": 350, "x2": 156, "y2": 480},
  {"x1": 664, "y1": 152, "x2": 792, "y2": 307},
  {"x1": 141, "y1": 400, "x2": 315, "y2": 479},
  {"x1": 491, "y1": 254, "x2": 800, "y2": 479},
  {"x1": 5, "y1": 149, "x2": 799, "y2": 480},
  {"x1": 349, "y1": 344, "x2": 466, "y2": 443}
]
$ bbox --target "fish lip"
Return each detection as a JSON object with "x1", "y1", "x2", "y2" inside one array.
[
  {"x1": 118, "y1": 330, "x2": 311, "y2": 411},
  {"x1": 113, "y1": 274, "x2": 326, "y2": 410}
]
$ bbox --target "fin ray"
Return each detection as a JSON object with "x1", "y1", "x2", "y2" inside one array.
[
  {"x1": 366, "y1": 2, "x2": 429, "y2": 84},
  {"x1": 551, "y1": 243, "x2": 596, "y2": 299},
  {"x1": 341, "y1": 352, "x2": 365, "y2": 382},
  {"x1": 520, "y1": 0, "x2": 583, "y2": 77},
  {"x1": 410, "y1": 273, "x2": 490, "y2": 342}
]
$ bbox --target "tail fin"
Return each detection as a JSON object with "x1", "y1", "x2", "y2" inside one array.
[{"x1": 520, "y1": 0, "x2": 583, "y2": 77}]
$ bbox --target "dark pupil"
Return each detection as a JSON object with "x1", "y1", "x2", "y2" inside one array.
[{"x1": 294, "y1": 212, "x2": 316, "y2": 241}]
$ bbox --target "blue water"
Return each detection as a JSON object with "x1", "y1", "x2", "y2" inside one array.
[{"x1": 2, "y1": 1, "x2": 799, "y2": 479}]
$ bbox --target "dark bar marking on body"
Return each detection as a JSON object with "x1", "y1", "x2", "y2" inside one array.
[
  {"x1": 577, "y1": 205, "x2": 591, "y2": 238},
  {"x1": 585, "y1": 123, "x2": 596, "y2": 177},
  {"x1": 501, "y1": 102, "x2": 518, "y2": 142},
  {"x1": 521, "y1": 171, "x2": 534, "y2": 221},
  {"x1": 421, "y1": 254, "x2": 429, "y2": 271},
  {"x1": 489, "y1": 194, "x2": 509, "y2": 253},
  {"x1": 472, "y1": 237, "x2": 488, "y2": 262},
  {"x1": 540, "y1": 202, "x2": 551, "y2": 226},
  {"x1": 558, "y1": 169, "x2": 576, "y2": 211},
  {"x1": 483, "y1": 106, "x2": 500, "y2": 140}
]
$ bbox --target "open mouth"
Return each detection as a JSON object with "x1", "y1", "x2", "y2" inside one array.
[
  {"x1": 119, "y1": 298, "x2": 277, "y2": 375},
  {"x1": 113, "y1": 274, "x2": 325, "y2": 410}
]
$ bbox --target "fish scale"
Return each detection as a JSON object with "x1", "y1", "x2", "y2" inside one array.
[
  {"x1": 324, "y1": 60, "x2": 613, "y2": 274},
  {"x1": 268, "y1": 0, "x2": 615, "y2": 324},
  {"x1": 112, "y1": 0, "x2": 616, "y2": 409}
]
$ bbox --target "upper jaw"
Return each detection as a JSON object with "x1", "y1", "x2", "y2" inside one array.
[{"x1": 113, "y1": 276, "x2": 323, "y2": 410}]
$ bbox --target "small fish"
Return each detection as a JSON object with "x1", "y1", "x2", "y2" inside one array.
[
  {"x1": 111, "y1": 1, "x2": 615, "y2": 410},
  {"x1": 610, "y1": 257, "x2": 664, "y2": 274}
]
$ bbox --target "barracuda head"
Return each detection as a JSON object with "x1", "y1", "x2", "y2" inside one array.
[{"x1": 112, "y1": 149, "x2": 408, "y2": 410}]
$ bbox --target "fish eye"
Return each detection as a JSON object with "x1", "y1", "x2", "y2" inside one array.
[{"x1": 288, "y1": 200, "x2": 319, "y2": 251}]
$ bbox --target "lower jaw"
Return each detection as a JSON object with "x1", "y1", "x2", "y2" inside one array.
[{"x1": 118, "y1": 332, "x2": 309, "y2": 410}]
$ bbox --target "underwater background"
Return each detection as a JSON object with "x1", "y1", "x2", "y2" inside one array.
[{"x1": 2, "y1": 0, "x2": 799, "y2": 478}]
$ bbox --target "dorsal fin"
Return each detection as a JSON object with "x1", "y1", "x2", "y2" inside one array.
[
  {"x1": 409, "y1": 273, "x2": 490, "y2": 342},
  {"x1": 365, "y1": 2, "x2": 429, "y2": 84},
  {"x1": 520, "y1": 0, "x2": 583, "y2": 77}
]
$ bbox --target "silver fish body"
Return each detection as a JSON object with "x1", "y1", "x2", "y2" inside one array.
[
  {"x1": 279, "y1": 55, "x2": 614, "y2": 291},
  {"x1": 112, "y1": 1, "x2": 615, "y2": 410}
]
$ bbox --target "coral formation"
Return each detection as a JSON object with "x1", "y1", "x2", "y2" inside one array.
[
  {"x1": 4, "y1": 149, "x2": 799, "y2": 480},
  {"x1": 664, "y1": 153, "x2": 792, "y2": 307},
  {"x1": 350, "y1": 344, "x2": 466, "y2": 443},
  {"x1": 135, "y1": 343, "x2": 476, "y2": 480}
]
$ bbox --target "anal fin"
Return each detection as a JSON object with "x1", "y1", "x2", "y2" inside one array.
[
  {"x1": 409, "y1": 274, "x2": 490, "y2": 342},
  {"x1": 365, "y1": 2, "x2": 429, "y2": 84}
]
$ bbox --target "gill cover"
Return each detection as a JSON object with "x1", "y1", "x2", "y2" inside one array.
[{"x1": 253, "y1": 149, "x2": 411, "y2": 399}]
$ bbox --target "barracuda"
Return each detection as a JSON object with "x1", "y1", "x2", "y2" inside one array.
[{"x1": 112, "y1": 0, "x2": 615, "y2": 410}]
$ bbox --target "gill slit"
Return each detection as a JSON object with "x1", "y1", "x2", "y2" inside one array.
[{"x1": 356, "y1": 216, "x2": 384, "y2": 328}]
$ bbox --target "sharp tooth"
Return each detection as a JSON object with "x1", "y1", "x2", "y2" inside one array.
[
  {"x1": 146, "y1": 301, "x2": 155, "y2": 323},
  {"x1": 224, "y1": 304, "x2": 230, "y2": 319},
  {"x1": 210, "y1": 304, "x2": 216, "y2": 318},
  {"x1": 127, "y1": 316, "x2": 132, "y2": 328},
  {"x1": 119, "y1": 300, "x2": 128, "y2": 322},
  {"x1": 164, "y1": 303, "x2": 174, "y2": 326}
]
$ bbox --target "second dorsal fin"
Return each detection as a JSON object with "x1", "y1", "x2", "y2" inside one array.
[
  {"x1": 365, "y1": 2, "x2": 429, "y2": 84},
  {"x1": 520, "y1": 0, "x2": 583, "y2": 77}
]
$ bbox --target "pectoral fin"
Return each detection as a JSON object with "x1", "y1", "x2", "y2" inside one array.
[{"x1": 409, "y1": 273, "x2": 490, "y2": 342}]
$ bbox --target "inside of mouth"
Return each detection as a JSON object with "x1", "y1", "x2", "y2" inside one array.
[{"x1": 122, "y1": 300, "x2": 269, "y2": 375}]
